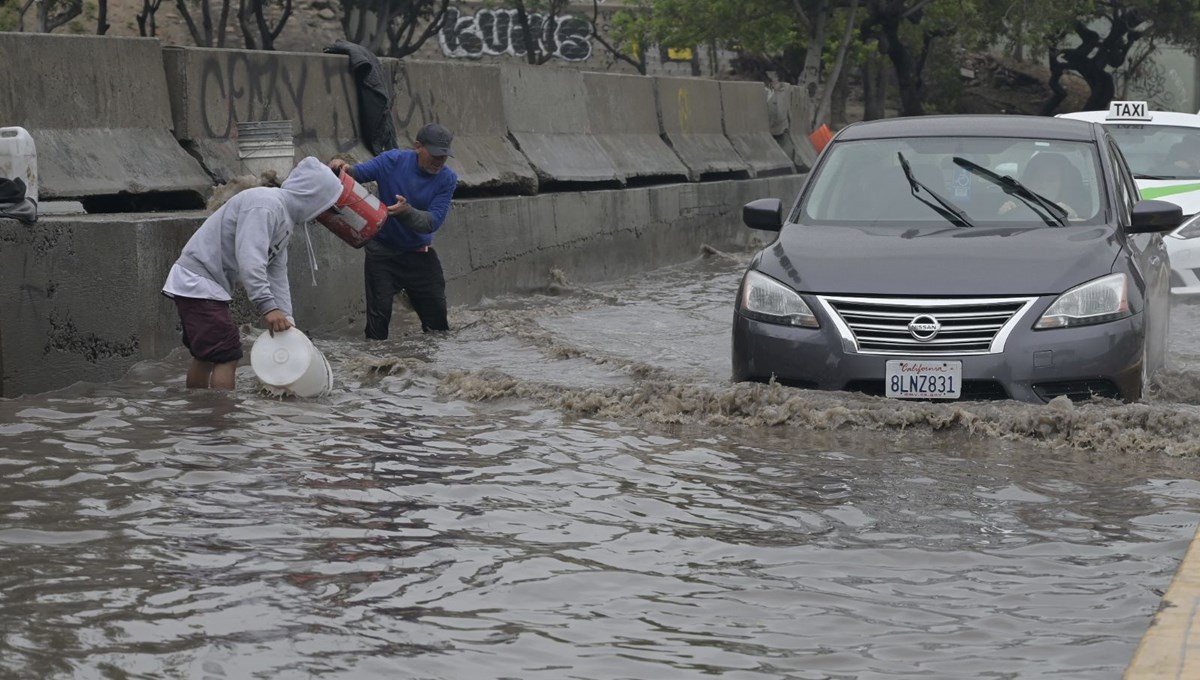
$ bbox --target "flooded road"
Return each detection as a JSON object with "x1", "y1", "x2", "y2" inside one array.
[{"x1": 5, "y1": 249, "x2": 1200, "y2": 679}]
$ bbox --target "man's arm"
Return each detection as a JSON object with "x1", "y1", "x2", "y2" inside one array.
[
  {"x1": 234, "y1": 207, "x2": 285, "y2": 317},
  {"x1": 398, "y1": 177, "x2": 457, "y2": 234},
  {"x1": 331, "y1": 151, "x2": 390, "y2": 185},
  {"x1": 265, "y1": 246, "x2": 294, "y2": 321}
]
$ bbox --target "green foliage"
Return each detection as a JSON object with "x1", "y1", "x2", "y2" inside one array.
[
  {"x1": 0, "y1": 2, "x2": 17, "y2": 32},
  {"x1": 626, "y1": 0, "x2": 803, "y2": 57}
]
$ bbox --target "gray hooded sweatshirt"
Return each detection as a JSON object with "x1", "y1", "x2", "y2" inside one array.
[{"x1": 175, "y1": 156, "x2": 342, "y2": 319}]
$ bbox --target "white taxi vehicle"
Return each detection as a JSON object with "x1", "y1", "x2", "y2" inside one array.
[{"x1": 1059, "y1": 101, "x2": 1200, "y2": 295}]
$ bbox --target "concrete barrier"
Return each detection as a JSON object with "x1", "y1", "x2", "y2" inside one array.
[
  {"x1": 0, "y1": 173, "x2": 806, "y2": 397},
  {"x1": 393, "y1": 60, "x2": 537, "y2": 195},
  {"x1": 720, "y1": 81, "x2": 795, "y2": 177},
  {"x1": 499, "y1": 64, "x2": 622, "y2": 187},
  {"x1": 583, "y1": 72, "x2": 689, "y2": 184},
  {"x1": 162, "y1": 46, "x2": 377, "y2": 183},
  {"x1": 655, "y1": 76, "x2": 751, "y2": 181},
  {"x1": 780, "y1": 84, "x2": 820, "y2": 171},
  {"x1": 0, "y1": 34, "x2": 210, "y2": 202},
  {"x1": 0, "y1": 214, "x2": 198, "y2": 398}
]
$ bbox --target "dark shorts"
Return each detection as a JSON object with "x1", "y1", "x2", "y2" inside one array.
[{"x1": 173, "y1": 296, "x2": 243, "y2": 364}]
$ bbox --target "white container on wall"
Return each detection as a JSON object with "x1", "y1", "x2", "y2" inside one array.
[{"x1": 0, "y1": 127, "x2": 37, "y2": 202}]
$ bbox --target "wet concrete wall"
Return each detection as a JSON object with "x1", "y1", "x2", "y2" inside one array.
[
  {"x1": 0, "y1": 34, "x2": 211, "y2": 202},
  {"x1": 162, "y1": 46, "x2": 377, "y2": 183},
  {"x1": 393, "y1": 60, "x2": 538, "y2": 194},
  {"x1": 0, "y1": 175, "x2": 804, "y2": 398}
]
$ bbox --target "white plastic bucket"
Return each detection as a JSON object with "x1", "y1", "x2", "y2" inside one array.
[
  {"x1": 0, "y1": 126, "x2": 37, "y2": 202},
  {"x1": 249, "y1": 328, "x2": 334, "y2": 398}
]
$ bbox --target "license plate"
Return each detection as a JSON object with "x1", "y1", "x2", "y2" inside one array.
[{"x1": 885, "y1": 360, "x2": 962, "y2": 399}]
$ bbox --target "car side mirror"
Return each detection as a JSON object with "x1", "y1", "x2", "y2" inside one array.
[
  {"x1": 743, "y1": 198, "x2": 784, "y2": 231},
  {"x1": 1129, "y1": 199, "x2": 1183, "y2": 233}
]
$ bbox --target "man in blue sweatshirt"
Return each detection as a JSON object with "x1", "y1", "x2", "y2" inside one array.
[{"x1": 329, "y1": 123, "x2": 459, "y2": 340}]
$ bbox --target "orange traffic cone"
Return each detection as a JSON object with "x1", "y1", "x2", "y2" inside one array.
[{"x1": 808, "y1": 124, "x2": 833, "y2": 153}]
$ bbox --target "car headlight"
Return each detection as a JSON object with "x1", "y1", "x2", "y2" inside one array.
[
  {"x1": 739, "y1": 270, "x2": 819, "y2": 328},
  {"x1": 1172, "y1": 214, "x2": 1200, "y2": 239},
  {"x1": 1034, "y1": 273, "x2": 1130, "y2": 329}
]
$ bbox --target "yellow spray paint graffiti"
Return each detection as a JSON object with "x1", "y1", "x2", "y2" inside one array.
[{"x1": 677, "y1": 86, "x2": 692, "y2": 134}]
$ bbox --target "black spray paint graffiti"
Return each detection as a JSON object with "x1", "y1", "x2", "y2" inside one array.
[
  {"x1": 197, "y1": 54, "x2": 360, "y2": 151},
  {"x1": 439, "y1": 6, "x2": 593, "y2": 62}
]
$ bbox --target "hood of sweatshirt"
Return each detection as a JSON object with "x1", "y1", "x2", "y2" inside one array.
[{"x1": 282, "y1": 156, "x2": 343, "y2": 224}]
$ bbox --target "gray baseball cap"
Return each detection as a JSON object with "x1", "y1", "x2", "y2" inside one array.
[{"x1": 416, "y1": 123, "x2": 453, "y2": 157}]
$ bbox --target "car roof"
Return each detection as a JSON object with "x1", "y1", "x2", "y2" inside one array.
[
  {"x1": 835, "y1": 115, "x2": 1098, "y2": 142},
  {"x1": 1058, "y1": 109, "x2": 1200, "y2": 128}
]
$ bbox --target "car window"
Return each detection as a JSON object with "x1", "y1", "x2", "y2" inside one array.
[
  {"x1": 799, "y1": 137, "x2": 1107, "y2": 227},
  {"x1": 1105, "y1": 124, "x2": 1200, "y2": 178},
  {"x1": 1106, "y1": 139, "x2": 1135, "y2": 222}
]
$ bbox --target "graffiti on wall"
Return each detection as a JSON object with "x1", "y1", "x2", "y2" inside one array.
[
  {"x1": 196, "y1": 54, "x2": 360, "y2": 149},
  {"x1": 439, "y1": 6, "x2": 593, "y2": 62}
]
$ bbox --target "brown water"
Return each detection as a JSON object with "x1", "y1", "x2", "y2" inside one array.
[{"x1": 3, "y1": 251, "x2": 1200, "y2": 679}]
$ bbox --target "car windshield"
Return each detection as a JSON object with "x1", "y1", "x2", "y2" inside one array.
[
  {"x1": 1105, "y1": 124, "x2": 1200, "y2": 179},
  {"x1": 800, "y1": 136, "x2": 1107, "y2": 227}
]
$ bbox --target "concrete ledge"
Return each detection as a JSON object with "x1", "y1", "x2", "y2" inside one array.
[
  {"x1": 584, "y1": 72, "x2": 690, "y2": 184},
  {"x1": 500, "y1": 64, "x2": 622, "y2": 186},
  {"x1": 163, "y1": 46, "x2": 375, "y2": 182},
  {"x1": 720, "y1": 80, "x2": 795, "y2": 178},
  {"x1": 393, "y1": 60, "x2": 537, "y2": 194},
  {"x1": 655, "y1": 76, "x2": 751, "y2": 180},
  {"x1": 781, "y1": 84, "x2": 820, "y2": 172},
  {"x1": 1125, "y1": 524, "x2": 1200, "y2": 678},
  {"x1": 0, "y1": 34, "x2": 211, "y2": 200}
]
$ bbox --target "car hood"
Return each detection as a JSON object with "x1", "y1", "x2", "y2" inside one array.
[{"x1": 756, "y1": 223, "x2": 1120, "y2": 296}]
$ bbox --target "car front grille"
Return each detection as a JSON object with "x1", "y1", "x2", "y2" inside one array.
[{"x1": 817, "y1": 296, "x2": 1038, "y2": 356}]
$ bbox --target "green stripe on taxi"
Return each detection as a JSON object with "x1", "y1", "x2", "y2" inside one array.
[{"x1": 1141, "y1": 183, "x2": 1200, "y2": 200}]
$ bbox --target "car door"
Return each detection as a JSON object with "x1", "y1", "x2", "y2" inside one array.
[{"x1": 1108, "y1": 135, "x2": 1171, "y2": 369}]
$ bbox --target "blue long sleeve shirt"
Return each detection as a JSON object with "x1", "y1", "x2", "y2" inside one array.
[{"x1": 351, "y1": 149, "x2": 458, "y2": 252}]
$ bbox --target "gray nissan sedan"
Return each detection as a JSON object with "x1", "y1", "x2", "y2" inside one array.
[{"x1": 732, "y1": 115, "x2": 1183, "y2": 403}]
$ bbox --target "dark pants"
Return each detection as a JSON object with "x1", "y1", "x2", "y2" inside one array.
[
  {"x1": 172, "y1": 296, "x2": 244, "y2": 363},
  {"x1": 364, "y1": 240, "x2": 449, "y2": 340}
]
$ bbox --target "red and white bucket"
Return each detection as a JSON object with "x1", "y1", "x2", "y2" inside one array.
[{"x1": 316, "y1": 169, "x2": 388, "y2": 248}]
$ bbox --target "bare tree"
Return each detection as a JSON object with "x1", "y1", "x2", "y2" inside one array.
[
  {"x1": 136, "y1": 0, "x2": 166, "y2": 36},
  {"x1": 590, "y1": 0, "x2": 645, "y2": 74},
  {"x1": 384, "y1": 0, "x2": 448, "y2": 57},
  {"x1": 177, "y1": 0, "x2": 233, "y2": 47},
  {"x1": 96, "y1": 0, "x2": 109, "y2": 33},
  {"x1": 340, "y1": 0, "x2": 448, "y2": 57},
  {"x1": 19, "y1": 0, "x2": 82, "y2": 32},
  {"x1": 247, "y1": 0, "x2": 292, "y2": 50}
]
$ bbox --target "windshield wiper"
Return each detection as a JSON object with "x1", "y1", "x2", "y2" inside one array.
[
  {"x1": 951, "y1": 156, "x2": 1067, "y2": 227},
  {"x1": 1134, "y1": 173, "x2": 1172, "y2": 180},
  {"x1": 897, "y1": 152, "x2": 977, "y2": 228}
]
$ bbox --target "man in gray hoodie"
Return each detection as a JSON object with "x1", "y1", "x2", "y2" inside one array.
[{"x1": 162, "y1": 156, "x2": 343, "y2": 389}]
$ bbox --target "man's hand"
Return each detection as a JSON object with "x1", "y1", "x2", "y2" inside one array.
[
  {"x1": 264, "y1": 309, "x2": 292, "y2": 335},
  {"x1": 387, "y1": 194, "x2": 410, "y2": 216},
  {"x1": 329, "y1": 158, "x2": 350, "y2": 175}
]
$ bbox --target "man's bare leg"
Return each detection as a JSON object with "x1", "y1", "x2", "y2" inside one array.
[
  {"x1": 186, "y1": 359, "x2": 213, "y2": 388},
  {"x1": 210, "y1": 361, "x2": 237, "y2": 390}
]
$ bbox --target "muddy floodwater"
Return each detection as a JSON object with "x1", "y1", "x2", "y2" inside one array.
[{"x1": 5, "y1": 248, "x2": 1200, "y2": 679}]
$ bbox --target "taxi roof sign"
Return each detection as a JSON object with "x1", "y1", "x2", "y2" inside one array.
[{"x1": 1108, "y1": 100, "x2": 1152, "y2": 121}]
